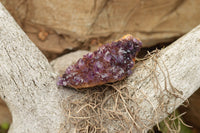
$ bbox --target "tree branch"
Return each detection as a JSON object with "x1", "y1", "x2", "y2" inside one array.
[
  {"x1": 0, "y1": 3, "x2": 65, "y2": 133},
  {"x1": 0, "y1": 2, "x2": 200, "y2": 133}
]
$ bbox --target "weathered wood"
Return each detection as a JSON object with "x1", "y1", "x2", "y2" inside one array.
[
  {"x1": 0, "y1": 3, "x2": 65, "y2": 133},
  {"x1": 51, "y1": 24, "x2": 200, "y2": 132},
  {"x1": 0, "y1": 2, "x2": 200, "y2": 133}
]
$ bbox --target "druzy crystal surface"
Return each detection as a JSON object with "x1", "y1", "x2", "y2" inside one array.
[{"x1": 58, "y1": 34, "x2": 142, "y2": 89}]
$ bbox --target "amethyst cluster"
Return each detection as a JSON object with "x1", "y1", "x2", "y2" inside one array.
[{"x1": 57, "y1": 34, "x2": 142, "y2": 89}]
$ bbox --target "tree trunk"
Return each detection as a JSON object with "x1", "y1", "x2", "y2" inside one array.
[{"x1": 0, "y1": 2, "x2": 200, "y2": 133}]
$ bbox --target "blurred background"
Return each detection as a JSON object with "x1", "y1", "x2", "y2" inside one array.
[{"x1": 0, "y1": 0, "x2": 200, "y2": 132}]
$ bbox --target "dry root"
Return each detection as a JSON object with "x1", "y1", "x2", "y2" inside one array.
[{"x1": 60, "y1": 50, "x2": 189, "y2": 133}]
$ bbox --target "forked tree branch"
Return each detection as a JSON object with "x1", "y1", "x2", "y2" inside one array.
[{"x1": 0, "y1": 3, "x2": 200, "y2": 133}]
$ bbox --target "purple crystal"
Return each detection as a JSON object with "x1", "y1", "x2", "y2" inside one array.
[
  {"x1": 95, "y1": 61, "x2": 103, "y2": 69},
  {"x1": 58, "y1": 34, "x2": 142, "y2": 89},
  {"x1": 104, "y1": 51, "x2": 112, "y2": 62},
  {"x1": 77, "y1": 59, "x2": 84, "y2": 67}
]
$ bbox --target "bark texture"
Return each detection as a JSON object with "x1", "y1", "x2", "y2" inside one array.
[
  {"x1": 0, "y1": 3, "x2": 65, "y2": 133},
  {"x1": 0, "y1": 2, "x2": 200, "y2": 133}
]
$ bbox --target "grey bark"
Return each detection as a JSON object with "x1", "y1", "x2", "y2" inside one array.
[
  {"x1": 0, "y1": 3, "x2": 65, "y2": 133},
  {"x1": 0, "y1": 2, "x2": 200, "y2": 133}
]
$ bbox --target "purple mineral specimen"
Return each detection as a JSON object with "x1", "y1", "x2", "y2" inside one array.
[{"x1": 57, "y1": 34, "x2": 142, "y2": 89}]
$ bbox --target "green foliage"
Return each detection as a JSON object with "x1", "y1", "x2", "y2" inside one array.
[
  {"x1": 0, "y1": 123, "x2": 9, "y2": 133},
  {"x1": 158, "y1": 110, "x2": 193, "y2": 133}
]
